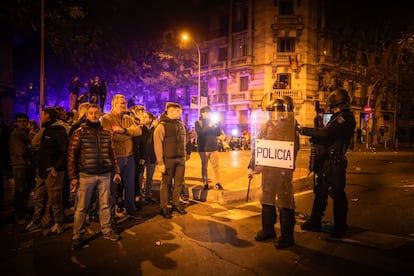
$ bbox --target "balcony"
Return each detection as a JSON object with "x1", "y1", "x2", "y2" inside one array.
[
  {"x1": 230, "y1": 92, "x2": 247, "y2": 101},
  {"x1": 210, "y1": 94, "x2": 228, "y2": 104},
  {"x1": 273, "y1": 53, "x2": 299, "y2": 66},
  {"x1": 274, "y1": 15, "x2": 303, "y2": 25},
  {"x1": 271, "y1": 89, "x2": 302, "y2": 100},
  {"x1": 316, "y1": 55, "x2": 338, "y2": 66},
  {"x1": 271, "y1": 15, "x2": 304, "y2": 33},
  {"x1": 210, "y1": 61, "x2": 226, "y2": 70}
]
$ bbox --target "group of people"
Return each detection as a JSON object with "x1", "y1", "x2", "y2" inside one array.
[
  {"x1": 4, "y1": 92, "x2": 195, "y2": 250},
  {"x1": 248, "y1": 88, "x2": 355, "y2": 249},
  {"x1": 69, "y1": 75, "x2": 107, "y2": 112},
  {"x1": 5, "y1": 83, "x2": 356, "y2": 252}
]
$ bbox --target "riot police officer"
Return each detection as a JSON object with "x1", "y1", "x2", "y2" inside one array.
[
  {"x1": 299, "y1": 88, "x2": 356, "y2": 238},
  {"x1": 248, "y1": 95, "x2": 300, "y2": 249}
]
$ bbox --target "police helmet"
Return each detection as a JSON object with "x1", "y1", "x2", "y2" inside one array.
[
  {"x1": 266, "y1": 98, "x2": 288, "y2": 121},
  {"x1": 327, "y1": 88, "x2": 350, "y2": 109},
  {"x1": 266, "y1": 98, "x2": 286, "y2": 112}
]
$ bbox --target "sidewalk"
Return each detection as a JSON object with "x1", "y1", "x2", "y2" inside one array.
[{"x1": 152, "y1": 149, "x2": 313, "y2": 206}]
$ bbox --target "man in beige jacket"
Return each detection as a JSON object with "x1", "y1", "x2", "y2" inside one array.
[{"x1": 101, "y1": 94, "x2": 142, "y2": 219}]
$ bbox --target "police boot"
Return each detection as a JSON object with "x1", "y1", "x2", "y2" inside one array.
[
  {"x1": 255, "y1": 204, "x2": 277, "y2": 241},
  {"x1": 274, "y1": 208, "x2": 295, "y2": 249}
]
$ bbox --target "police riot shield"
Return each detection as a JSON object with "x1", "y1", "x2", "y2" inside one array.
[{"x1": 250, "y1": 92, "x2": 296, "y2": 170}]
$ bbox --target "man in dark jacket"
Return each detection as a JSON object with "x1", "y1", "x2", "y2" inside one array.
[
  {"x1": 9, "y1": 113, "x2": 33, "y2": 223},
  {"x1": 25, "y1": 108, "x2": 68, "y2": 235},
  {"x1": 68, "y1": 104, "x2": 122, "y2": 250},
  {"x1": 154, "y1": 102, "x2": 191, "y2": 218},
  {"x1": 195, "y1": 106, "x2": 223, "y2": 190},
  {"x1": 69, "y1": 75, "x2": 85, "y2": 112}
]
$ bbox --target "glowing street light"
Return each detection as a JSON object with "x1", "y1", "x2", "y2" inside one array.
[{"x1": 181, "y1": 33, "x2": 201, "y2": 117}]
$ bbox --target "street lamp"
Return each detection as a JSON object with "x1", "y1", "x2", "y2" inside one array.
[{"x1": 181, "y1": 33, "x2": 201, "y2": 117}]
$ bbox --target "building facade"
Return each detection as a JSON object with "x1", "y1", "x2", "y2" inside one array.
[{"x1": 173, "y1": 0, "x2": 400, "y2": 147}]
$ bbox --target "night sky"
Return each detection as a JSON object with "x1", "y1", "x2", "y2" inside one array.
[{"x1": 82, "y1": 0, "x2": 218, "y2": 41}]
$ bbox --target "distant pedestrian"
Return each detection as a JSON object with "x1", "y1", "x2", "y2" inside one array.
[
  {"x1": 195, "y1": 106, "x2": 223, "y2": 190},
  {"x1": 357, "y1": 129, "x2": 362, "y2": 143},
  {"x1": 88, "y1": 76, "x2": 102, "y2": 105},
  {"x1": 100, "y1": 79, "x2": 107, "y2": 112},
  {"x1": 68, "y1": 76, "x2": 86, "y2": 111},
  {"x1": 127, "y1": 96, "x2": 136, "y2": 109}
]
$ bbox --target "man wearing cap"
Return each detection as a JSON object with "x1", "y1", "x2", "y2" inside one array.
[
  {"x1": 195, "y1": 106, "x2": 223, "y2": 190},
  {"x1": 154, "y1": 102, "x2": 191, "y2": 218}
]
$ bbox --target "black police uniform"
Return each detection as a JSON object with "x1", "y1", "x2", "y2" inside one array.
[{"x1": 300, "y1": 108, "x2": 356, "y2": 236}]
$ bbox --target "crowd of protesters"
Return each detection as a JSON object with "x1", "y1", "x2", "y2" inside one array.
[{"x1": 0, "y1": 75, "x2": 198, "y2": 250}]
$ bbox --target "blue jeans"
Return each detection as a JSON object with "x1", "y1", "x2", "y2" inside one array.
[
  {"x1": 117, "y1": 155, "x2": 136, "y2": 214},
  {"x1": 73, "y1": 172, "x2": 112, "y2": 240},
  {"x1": 144, "y1": 163, "x2": 156, "y2": 199}
]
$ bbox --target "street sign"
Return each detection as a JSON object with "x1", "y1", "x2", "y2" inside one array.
[{"x1": 364, "y1": 106, "x2": 372, "y2": 113}]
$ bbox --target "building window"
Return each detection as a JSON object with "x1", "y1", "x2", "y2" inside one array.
[
  {"x1": 201, "y1": 81, "x2": 208, "y2": 97},
  {"x1": 232, "y1": 0, "x2": 248, "y2": 32},
  {"x1": 201, "y1": 52, "x2": 209, "y2": 66},
  {"x1": 218, "y1": 79, "x2": 227, "y2": 95},
  {"x1": 240, "y1": 76, "x2": 248, "y2": 91},
  {"x1": 278, "y1": 38, "x2": 295, "y2": 52},
  {"x1": 279, "y1": 0, "x2": 294, "y2": 15},
  {"x1": 218, "y1": 47, "x2": 228, "y2": 61},
  {"x1": 233, "y1": 35, "x2": 248, "y2": 58},
  {"x1": 219, "y1": 15, "x2": 229, "y2": 36},
  {"x1": 274, "y1": 74, "x2": 290, "y2": 89},
  {"x1": 361, "y1": 53, "x2": 368, "y2": 67}
]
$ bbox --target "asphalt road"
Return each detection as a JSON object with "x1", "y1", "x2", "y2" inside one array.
[{"x1": 1, "y1": 146, "x2": 414, "y2": 275}]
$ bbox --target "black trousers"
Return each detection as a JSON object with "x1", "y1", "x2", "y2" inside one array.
[{"x1": 310, "y1": 158, "x2": 348, "y2": 229}]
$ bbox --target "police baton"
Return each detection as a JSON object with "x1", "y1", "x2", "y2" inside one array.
[{"x1": 246, "y1": 174, "x2": 253, "y2": 202}]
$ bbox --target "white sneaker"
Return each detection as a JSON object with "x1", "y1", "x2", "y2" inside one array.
[{"x1": 25, "y1": 221, "x2": 42, "y2": 232}]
